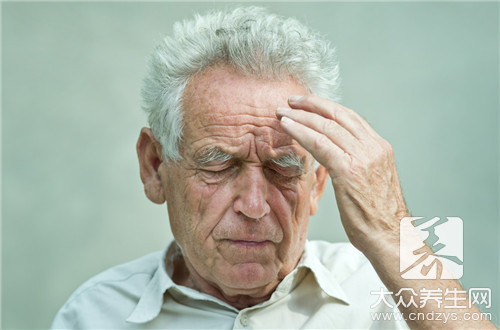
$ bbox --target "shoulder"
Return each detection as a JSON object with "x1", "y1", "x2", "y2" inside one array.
[
  {"x1": 51, "y1": 251, "x2": 163, "y2": 329},
  {"x1": 65, "y1": 250, "x2": 162, "y2": 303}
]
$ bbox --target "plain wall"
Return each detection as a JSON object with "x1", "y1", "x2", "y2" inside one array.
[{"x1": 2, "y1": 2, "x2": 498, "y2": 328}]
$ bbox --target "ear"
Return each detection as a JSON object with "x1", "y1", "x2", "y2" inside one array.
[
  {"x1": 309, "y1": 165, "x2": 329, "y2": 216},
  {"x1": 136, "y1": 127, "x2": 166, "y2": 204}
]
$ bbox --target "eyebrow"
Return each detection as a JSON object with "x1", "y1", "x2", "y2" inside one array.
[
  {"x1": 194, "y1": 147, "x2": 233, "y2": 166},
  {"x1": 268, "y1": 153, "x2": 305, "y2": 173}
]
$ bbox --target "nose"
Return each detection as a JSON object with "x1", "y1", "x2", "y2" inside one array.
[{"x1": 233, "y1": 166, "x2": 271, "y2": 220}]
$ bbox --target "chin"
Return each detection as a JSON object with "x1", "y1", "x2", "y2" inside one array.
[{"x1": 218, "y1": 262, "x2": 278, "y2": 292}]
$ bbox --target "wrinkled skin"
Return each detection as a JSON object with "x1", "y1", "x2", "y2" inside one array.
[
  {"x1": 137, "y1": 64, "x2": 496, "y2": 329},
  {"x1": 137, "y1": 65, "x2": 329, "y2": 309}
]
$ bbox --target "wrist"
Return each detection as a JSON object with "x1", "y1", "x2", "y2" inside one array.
[{"x1": 357, "y1": 216, "x2": 419, "y2": 271}]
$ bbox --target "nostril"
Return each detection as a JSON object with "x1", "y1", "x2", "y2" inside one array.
[{"x1": 233, "y1": 193, "x2": 270, "y2": 220}]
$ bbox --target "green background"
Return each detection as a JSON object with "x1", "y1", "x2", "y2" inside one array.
[{"x1": 2, "y1": 2, "x2": 498, "y2": 328}]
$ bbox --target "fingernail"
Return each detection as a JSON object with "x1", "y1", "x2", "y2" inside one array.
[
  {"x1": 276, "y1": 107, "x2": 290, "y2": 115},
  {"x1": 281, "y1": 116, "x2": 294, "y2": 125},
  {"x1": 288, "y1": 95, "x2": 303, "y2": 103}
]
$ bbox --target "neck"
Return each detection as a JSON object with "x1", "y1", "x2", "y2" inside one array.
[{"x1": 172, "y1": 256, "x2": 278, "y2": 310}]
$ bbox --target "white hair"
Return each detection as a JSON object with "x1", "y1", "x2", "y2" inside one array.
[{"x1": 141, "y1": 6, "x2": 341, "y2": 162}]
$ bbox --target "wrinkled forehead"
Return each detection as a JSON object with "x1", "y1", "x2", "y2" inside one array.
[
  {"x1": 181, "y1": 66, "x2": 309, "y2": 159},
  {"x1": 189, "y1": 110, "x2": 299, "y2": 160}
]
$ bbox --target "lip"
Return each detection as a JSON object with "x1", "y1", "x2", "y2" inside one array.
[{"x1": 226, "y1": 239, "x2": 272, "y2": 247}]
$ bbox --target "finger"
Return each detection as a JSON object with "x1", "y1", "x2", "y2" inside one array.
[
  {"x1": 288, "y1": 94, "x2": 379, "y2": 140},
  {"x1": 276, "y1": 107, "x2": 362, "y2": 155},
  {"x1": 279, "y1": 116, "x2": 350, "y2": 175}
]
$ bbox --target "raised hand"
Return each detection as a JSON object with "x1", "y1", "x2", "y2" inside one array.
[{"x1": 277, "y1": 94, "x2": 409, "y2": 257}]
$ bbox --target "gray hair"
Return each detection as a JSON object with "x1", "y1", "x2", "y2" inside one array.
[{"x1": 141, "y1": 6, "x2": 341, "y2": 162}]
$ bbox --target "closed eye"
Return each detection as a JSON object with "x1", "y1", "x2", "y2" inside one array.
[
  {"x1": 264, "y1": 166, "x2": 301, "y2": 187},
  {"x1": 204, "y1": 167, "x2": 232, "y2": 175},
  {"x1": 199, "y1": 164, "x2": 238, "y2": 183},
  {"x1": 266, "y1": 163, "x2": 302, "y2": 177}
]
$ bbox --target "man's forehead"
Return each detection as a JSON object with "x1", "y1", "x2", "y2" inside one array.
[
  {"x1": 180, "y1": 65, "x2": 309, "y2": 161},
  {"x1": 182, "y1": 65, "x2": 307, "y2": 120},
  {"x1": 193, "y1": 106, "x2": 279, "y2": 130},
  {"x1": 184, "y1": 108, "x2": 295, "y2": 152}
]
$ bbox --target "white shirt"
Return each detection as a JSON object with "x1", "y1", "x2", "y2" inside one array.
[{"x1": 51, "y1": 240, "x2": 407, "y2": 329}]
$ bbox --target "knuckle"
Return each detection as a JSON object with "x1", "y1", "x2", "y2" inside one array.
[
  {"x1": 321, "y1": 119, "x2": 337, "y2": 134},
  {"x1": 379, "y1": 140, "x2": 394, "y2": 158},
  {"x1": 384, "y1": 141, "x2": 394, "y2": 154},
  {"x1": 329, "y1": 107, "x2": 339, "y2": 122},
  {"x1": 313, "y1": 134, "x2": 330, "y2": 152}
]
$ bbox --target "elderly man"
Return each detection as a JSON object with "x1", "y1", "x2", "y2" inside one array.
[{"x1": 51, "y1": 7, "x2": 493, "y2": 329}]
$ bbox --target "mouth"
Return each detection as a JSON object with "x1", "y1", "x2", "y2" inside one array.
[{"x1": 226, "y1": 239, "x2": 273, "y2": 248}]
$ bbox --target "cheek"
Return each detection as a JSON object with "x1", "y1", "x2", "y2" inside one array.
[
  {"x1": 181, "y1": 179, "x2": 235, "y2": 240},
  {"x1": 268, "y1": 187, "x2": 296, "y2": 229},
  {"x1": 271, "y1": 181, "x2": 312, "y2": 231},
  {"x1": 272, "y1": 180, "x2": 314, "y2": 254},
  {"x1": 268, "y1": 187, "x2": 303, "y2": 255},
  {"x1": 167, "y1": 178, "x2": 235, "y2": 271}
]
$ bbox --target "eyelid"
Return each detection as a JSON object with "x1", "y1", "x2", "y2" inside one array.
[
  {"x1": 267, "y1": 163, "x2": 302, "y2": 177},
  {"x1": 197, "y1": 165, "x2": 231, "y2": 182},
  {"x1": 199, "y1": 158, "x2": 242, "y2": 174},
  {"x1": 200, "y1": 162, "x2": 232, "y2": 171}
]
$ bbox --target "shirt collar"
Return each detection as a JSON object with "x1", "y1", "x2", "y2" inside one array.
[
  {"x1": 298, "y1": 240, "x2": 351, "y2": 305},
  {"x1": 126, "y1": 242, "x2": 175, "y2": 324},
  {"x1": 127, "y1": 240, "x2": 350, "y2": 324}
]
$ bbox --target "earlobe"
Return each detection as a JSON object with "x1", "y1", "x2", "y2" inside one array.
[
  {"x1": 136, "y1": 127, "x2": 166, "y2": 204},
  {"x1": 309, "y1": 165, "x2": 329, "y2": 216}
]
